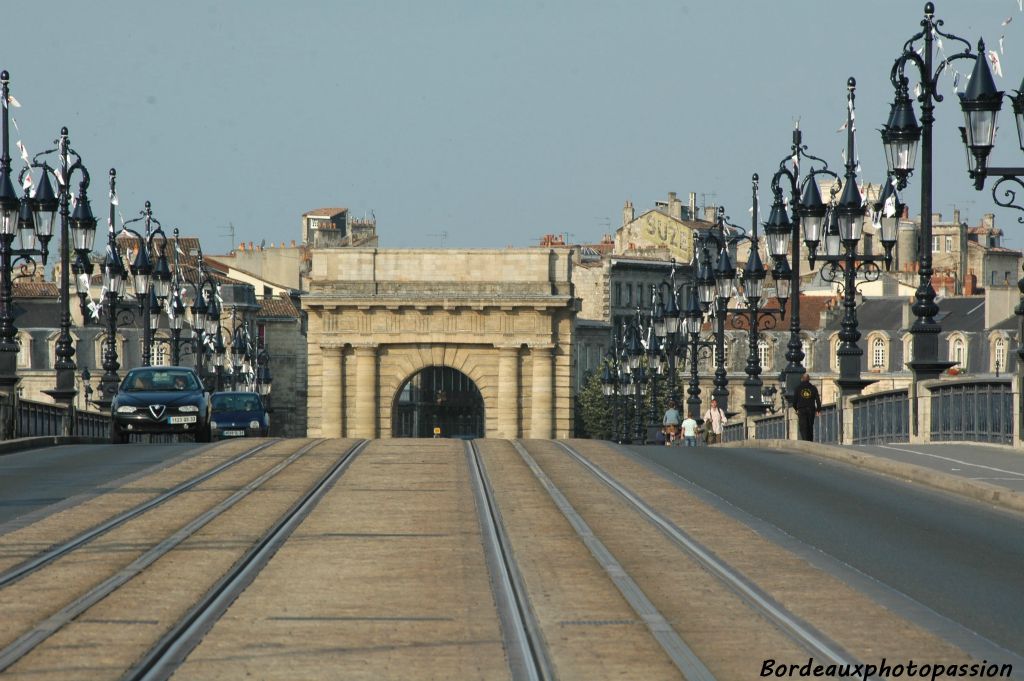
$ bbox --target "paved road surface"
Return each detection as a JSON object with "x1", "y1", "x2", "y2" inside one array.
[
  {"x1": 626, "y1": 442, "x2": 1024, "y2": 658},
  {"x1": 853, "y1": 442, "x2": 1024, "y2": 492},
  {"x1": 0, "y1": 442, "x2": 198, "y2": 526}
]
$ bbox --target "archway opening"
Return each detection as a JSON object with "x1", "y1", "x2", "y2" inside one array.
[{"x1": 392, "y1": 366, "x2": 484, "y2": 438}]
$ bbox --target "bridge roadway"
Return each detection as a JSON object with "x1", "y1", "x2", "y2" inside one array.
[{"x1": 0, "y1": 437, "x2": 1019, "y2": 680}]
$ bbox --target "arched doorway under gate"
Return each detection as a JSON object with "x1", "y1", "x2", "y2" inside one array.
[{"x1": 391, "y1": 366, "x2": 485, "y2": 438}]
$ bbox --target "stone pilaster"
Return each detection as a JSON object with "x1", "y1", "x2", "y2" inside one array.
[
  {"x1": 354, "y1": 345, "x2": 378, "y2": 438},
  {"x1": 320, "y1": 346, "x2": 343, "y2": 438},
  {"x1": 497, "y1": 346, "x2": 520, "y2": 438},
  {"x1": 529, "y1": 345, "x2": 553, "y2": 439}
]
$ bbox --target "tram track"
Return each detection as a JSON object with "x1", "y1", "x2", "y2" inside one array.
[
  {"x1": 0, "y1": 438, "x2": 366, "y2": 677},
  {"x1": 550, "y1": 439, "x2": 865, "y2": 672},
  {"x1": 509, "y1": 440, "x2": 716, "y2": 681},
  {"x1": 0, "y1": 439, "x2": 281, "y2": 589},
  {"x1": 465, "y1": 440, "x2": 554, "y2": 681}
]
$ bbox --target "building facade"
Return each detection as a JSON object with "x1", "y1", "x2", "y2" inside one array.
[{"x1": 302, "y1": 248, "x2": 577, "y2": 439}]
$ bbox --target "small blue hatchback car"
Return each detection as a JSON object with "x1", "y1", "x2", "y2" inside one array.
[{"x1": 210, "y1": 391, "x2": 270, "y2": 440}]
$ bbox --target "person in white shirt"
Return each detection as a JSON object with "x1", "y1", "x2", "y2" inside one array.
[
  {"x1": 680, "y1": 415, "x2": 698, "y2": 447},
  {"x1": 702, "y1": 398, "x2": 727, "y2": 445}
]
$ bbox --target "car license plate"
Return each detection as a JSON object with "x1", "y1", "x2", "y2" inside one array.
[
  {"x1": 168, "y1": 415, "x2": 197, "y2": 424},
  {"x1": 223, "y1": 430, "x2": 245, "y2": 437}
]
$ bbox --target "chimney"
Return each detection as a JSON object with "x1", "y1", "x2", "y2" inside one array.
[
  {"x1": 688, "y1": 192, "x2": 697, "y2": 220},
  {"x1": 953, "y1": 208, "x2": 961, "y2": 224},
  {"x1": 964, "y1": 270, "x2": 976, "y2": 296},
  {"x1": 622, "y1": 200, "x2": 634, "y2": 227},
  {"x1": 985, "y1": 283, "x2": 1017, "y2": 327},
  {"x1": 668, "y1": 192, "x2": 682, "y2": 221}
]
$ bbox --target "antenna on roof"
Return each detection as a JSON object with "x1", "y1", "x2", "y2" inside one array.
[
  {"x1": 427, "y1": 231, "x2": 448, "y2": 247},
  {"x1": 217, "y1": 222, "x2": 235, "y2": 252}
]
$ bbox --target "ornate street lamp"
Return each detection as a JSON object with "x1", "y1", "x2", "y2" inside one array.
[
  {"x1": 882, "y1": 2, "x2": 977, "y2": 399},
  {"x1": 765, "y1": 120, "x2": 837, "y2": 406},
  {"x1": 684, "y1": 285, "x2": 715, "y2": 422},
  {"x1": 94, "y1": 169, "x2": 136, "y2": 410},
  {"x1": 121, "y1": 201, "x2": 170, "y2": 367},
  {"x1": 34, "y1": 127, "x2": 97, "y2": 430},
  {"x1": 816, "y1": 78, "x2": 900, "y2": 397}
]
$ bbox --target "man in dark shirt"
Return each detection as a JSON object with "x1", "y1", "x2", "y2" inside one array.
[{"x1": 793, "y1": 373, "x2": 822, "y2": 441}]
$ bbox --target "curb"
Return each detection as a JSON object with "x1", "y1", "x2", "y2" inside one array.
[
  {"x1": 720, "y1": 439, "x2": 1024, "y2": 515},
  {"x1": 0, "y1": 437, "x2": 107, "y2": 457}
]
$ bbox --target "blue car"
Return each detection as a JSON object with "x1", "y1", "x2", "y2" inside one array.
[{"x1": 210, "y1": 391, "x2": 270, "y2": 440}]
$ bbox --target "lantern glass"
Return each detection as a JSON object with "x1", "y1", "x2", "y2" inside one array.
[
  {"x1": 880, "y1": 215, "x2": 898, "y2": 244},
  {"x1": 170, "y1": 312, "x2": 184, "y2": 330},
  {"x1": 963, "y1": 107, "x2": 998, "y2": 150},
  {"x1": 0, "y1": 205, "x2": 14, "y2": 236},
  {"x1": 653, "y1": 318, "x2": 666, "y2": 338},
  {"x1": 149, "y1": 310, "x2": 161, "y2": 332},
  {"x1": 802, "y1": 215, "x2": 822, "y2": 245},
  {"x1": 18, "y1": 220, "x2": 36, "y2": 250},
  {"x1": 664, "y1": 314, "x2": 680, "y2": 335},
  {"x1": 838, "y1": 213, "x2": 862, "y2": 243},
  {"x1": 775, "y1": 274, "x2": 791, "y2": 301},
  {"x1": 825, "y1": 230, "x2": 842, "y2": 257},
  {"x1": 744, "y1": 275, "x2": 763, "y2": 303},
  {"x1": 685, "y1": 313, "x2": 701, "y2": 335},
  {"x1": 768, "y1": 230, "x2": 789, "y2": 259}
]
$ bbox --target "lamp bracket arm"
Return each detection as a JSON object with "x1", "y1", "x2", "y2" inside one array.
[
  {"x1": 69, "y1": 159, "x2": 90, "y2": 194},
  {"x1": 990, "y1": 175, "x2": 1024, "y2": 224},
  {"x1": 10, "y1": 258, "x2": 38, "y2": 281}
]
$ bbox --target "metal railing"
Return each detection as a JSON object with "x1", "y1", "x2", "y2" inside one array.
[
  {"x1": 76, "y1": 409, "x2": 112, "y2": 439},
  {"x1": 851, "y1": 389, "x2": 910, "y2": 445},
  {"x1": 930, "y1": 379, "x2": 1014, "y2": 445},
  {"x1": 754, "y1": 413, "x2": 786, "y2": 440},
  {"x1": 13, "y1": 399, "x2": 112, "y2": 439},
  {"x1": 813, "y1": 404, "x2": 840, "y2": 444},
  {"x1": 16, "y1": 399, "x2": 66, "y2": 437},
  {"x1": 723, "y1": 421, "x2": 746, "y2": 442}
]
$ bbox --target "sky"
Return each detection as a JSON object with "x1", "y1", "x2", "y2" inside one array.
[{"x1": 4, "y1": 1, "x2": 1024, "y2": 255}]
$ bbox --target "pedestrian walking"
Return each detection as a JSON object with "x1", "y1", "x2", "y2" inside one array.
[
  {"x1": 702, "y1": 399, "x2": 727, "y2": 445},
  {"x1": 662, "y1": 400, "x2": 681, "y2": 446},
  {"x1": 680, "y1": 414, "x2": 699, "y2": 447},
  {"x1": 793, "y1": 373, "x2": 822, "y2": 441}
]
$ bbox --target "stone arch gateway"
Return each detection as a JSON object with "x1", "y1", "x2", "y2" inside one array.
[
  {"x1": 392, "y1": 366, "x2": 484, "y2": 438},
  {"x1": 302, "y1": 249, "x2": 577, "y2": 439}
]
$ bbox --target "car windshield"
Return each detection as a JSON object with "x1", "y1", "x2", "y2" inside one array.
[
  {"x1": 211, "y1": 394, "x2": 263, "y2": 412},
  {"x1": 123, "y1": 369, "x2": 200, "y2": 392}
]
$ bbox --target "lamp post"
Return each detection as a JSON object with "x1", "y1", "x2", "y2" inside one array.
[
  {"x1": 683, "y1": 284, "x2": 716, "y2": 421},
  {"x1": 651, "y1": 260, "x2": 688, "y2": 409},
  {"x1": 146, "y1": 227, "x2": 208, "y2": 371},
  {"x1": 624, "y1": 311, "x2": 647, "y2": 443},
  {"x1": 121, "y1": 201, "x2": 171, "y2": 367},
  {"x1": 881, "y1": 3, "x2": 978, "y2": 393},
  {"x1": 35, "y1": 127, "x2": 97, "y2": 433},
  {"x1": 0, "y1": 71, "x2": 57, "y2": 436},
  {"x1": 599, "y1": 328, "x2": 623, "y2": 442},
  {"x1": 737, "y1": 175, "x2": 788, "y2": 417},
  {"x1": 944, "y1": 37, "x2": 1024, "y2": 442},
  {"x1": 763, "y1": 122, "x2": 839, "y2": 406},
  {"x1": 94, "y1": 169, "x2": 137, "y2": 410},
  {"x1": 814, "y1": 78, "x2": 900, "y2": 397},
  {"x1": 693, "y1": 215, "x2": 735, "y2": 412}
]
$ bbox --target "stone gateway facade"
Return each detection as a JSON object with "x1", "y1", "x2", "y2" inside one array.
[{"x1": 302, "y1": 249, "x2": 577, "y2": 439}]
